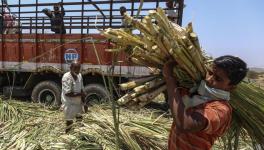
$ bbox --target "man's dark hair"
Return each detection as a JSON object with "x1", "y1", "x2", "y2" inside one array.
[
  {"x1": 120, "y1": 6, "x2": 126, "y2": 12},
  {"x1": 54, "y1": 3, "x2": 59, "y2": 8},
  {"x1": 214, "y1": 55, "x2": 248, "y2": 85}
]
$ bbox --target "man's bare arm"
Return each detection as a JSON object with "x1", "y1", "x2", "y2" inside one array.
[{"x1": 163, "y1": 61, "x2": 207, "y2": 132}]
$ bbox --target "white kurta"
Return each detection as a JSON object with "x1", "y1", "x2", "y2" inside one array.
[
  {"x1": 165, "y1": 9, "x2": 178, "y2": 23},
  {"x1": 61, "y1": 72, "x2": 84, "y2": 120}
]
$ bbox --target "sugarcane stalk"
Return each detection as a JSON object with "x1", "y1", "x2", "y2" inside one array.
[
  {"x1": 155, "y1": 8, "x2": 176, "y2": 37},
  {"x1": 168, "y1": 48, "x2": 197, "y2": 80},
  {"x1": 147, "y1": 84, "x2": 167, "y2": 100},
  {"x1": 145, "y1": 78, "x2": 165, "y2": 89},
  {"x1": 155, "y1": 36, "x2": 171, "y2": 58},
  {"x1": 131, "y1": 57, "x2": 160, "y2": 68},
  {"x1": 133, "y1": 46, "x2": 164, "y2": 65},
  {"x1": 117, "y1": 93, "x2": 134, "y2": 105},
  {"x1": 151, "y1": 45, "x2": 167, "y2": 60},
  {"x1": 186, "y1": 22, "x2": 194, "y2": 34},
  {"x1": 124, "y1": 14, "x2": 152, "y2": 37},
  {"x1": 119, "y1": 76, "x2": 157, "y2": 91},
  {"x1": 138, "y1": 84, "x2": 167, "y2": 107},
  {"x1": 133, "y1": 85, "x2": 148, "y2": 95},
  {"x1": 187, "y1": 45, "x2": 206, "y2": 77},
  {"x1": 142, "y1": 36, "x2": 154, "y2": 51},
  {"x1": 144, "y1": 16, "x2": 159, "y2": 36},
  {"x1": 189, "y1": 32, "x2": 201, "y2": 50}
]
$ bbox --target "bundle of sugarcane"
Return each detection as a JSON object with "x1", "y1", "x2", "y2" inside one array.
[
  {"x1": 102, "y1": 7, "x2": 264, "y2": 148},
  {"x1": 102, "y1": 7, "x2": 207, "y2": 107}
]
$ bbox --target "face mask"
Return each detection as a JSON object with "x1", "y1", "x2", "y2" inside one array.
[
  {"x1": 183, "y1": 80, "x2": 230, "y2": 109},
  {"x1": 198, "y1": 80, "x2": 230, "y2": 101}
]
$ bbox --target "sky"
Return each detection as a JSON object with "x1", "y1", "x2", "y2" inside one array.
[
  {"x1": 182, "y1": 0, "x2": 264, "y2": 68},
  {"x1": 7, "y1": 0, "x2": 264, "y2": 68}
]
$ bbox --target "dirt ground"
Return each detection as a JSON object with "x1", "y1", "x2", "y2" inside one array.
[{"x1": 251, "y1": 74, "x2": 264, "y2": 87}]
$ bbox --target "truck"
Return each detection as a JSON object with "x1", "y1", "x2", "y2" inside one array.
[{"x1": 0, "y1": 0, "x2": 184, "y2": 106}]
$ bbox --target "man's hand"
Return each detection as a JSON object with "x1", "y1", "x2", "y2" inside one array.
[
  {"x1": 65, "y1": 92, "x2": 82, "y2": 97},
  {"x1": 81, "y1": 91, "x2": 86, "y2": 102},
  {"x1": 163, "y1": 60, "x2": 177, "y2": 79}
]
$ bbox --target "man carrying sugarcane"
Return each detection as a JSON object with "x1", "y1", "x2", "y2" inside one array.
[
  {"x1": 42, "y1": 2, "x2": 66, "y2": 34},
  {"x1": 163, "y1": 55, "x2": 248, "y2": 149},
  {"x1": 61, "y1": 60, "x2": 86, "y2": 133}
]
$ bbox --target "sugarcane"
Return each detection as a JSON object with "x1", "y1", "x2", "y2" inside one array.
[
  {"x1": 119, "y1": 76, "x2": 157, "y2": 91},
  {"x1": 118, "y1": 77, "x2": 166, "y2": 106},
  {"x1": 138, "y1": 84, "x2": 167, "y2": 107}
]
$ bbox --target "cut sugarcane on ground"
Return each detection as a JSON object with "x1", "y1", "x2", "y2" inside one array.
[
  {"x1": 102, "y1": 7, "x2": 264, "y2": 149},
  {"x1": 0, "y1": 99, "x2": 258, "y2": 150},
  {"x1": 0, "y1": 99, "x2": 171, "y2": 150}
]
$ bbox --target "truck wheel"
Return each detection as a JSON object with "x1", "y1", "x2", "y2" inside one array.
[
  {"x1": 84, "y1": 84, "x2": 109, "y2": 105},
  {"x1": 31, "y1": 81, "x2": 61, "y2": 107}
]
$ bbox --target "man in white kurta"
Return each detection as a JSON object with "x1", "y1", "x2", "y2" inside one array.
[{"x1": 61, "y1": 61, "x2": 84, "y2": 133}]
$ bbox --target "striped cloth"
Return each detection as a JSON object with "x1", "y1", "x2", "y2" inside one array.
[{"x1": 168, "y1": 100, "x2": 232, "y2": 150}]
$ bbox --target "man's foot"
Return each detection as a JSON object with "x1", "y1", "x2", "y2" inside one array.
[
  {"x1": 65, "y1": 120, "x2": 73, "y2": 133},
  {"x1": 65, "y1": 128, "x2": 71, "y2": 134}
]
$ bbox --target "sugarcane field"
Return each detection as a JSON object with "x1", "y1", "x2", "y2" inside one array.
[{"x1": 0, "y1": 0, "x2": 264, "y2": 150}]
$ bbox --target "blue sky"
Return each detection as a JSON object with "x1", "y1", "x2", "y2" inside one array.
[
  {"x1": 8, "y1": 0, "x2": 264, "y2": 67},
  {"x1": 183, "y1": 0, "x2": 264, "y2": 68}
]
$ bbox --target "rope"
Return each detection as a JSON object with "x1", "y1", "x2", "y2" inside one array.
[{"x1": 136, "y1": 0, "x2": 144, "y2": 18}]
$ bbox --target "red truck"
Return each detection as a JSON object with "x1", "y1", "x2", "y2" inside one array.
[{"x1": 0, "y1": 0, "x2": 184, "y2": 106}]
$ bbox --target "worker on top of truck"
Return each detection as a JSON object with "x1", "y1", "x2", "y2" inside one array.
[
  {"x1": 8, "y1": 14, "x2": 21, "y2": 34},
  {"x1": 42, "y1": 2, "x2": 66, "y2": 34},
  {"x1": 119, "y1": 6, "x2": 132, "y2": 35},
  {"x1": 1, "y1": 2, "x2": 16, "y2": 34},
  {"x1": 0, "y1": 0, "x2": 8, "y2": 33},
  {"x1": 165, "y1": 0, "x2": 178, "y2": 24},
  {"x1": 120, "y1": 6, "x2": 128, "y2": 28}
]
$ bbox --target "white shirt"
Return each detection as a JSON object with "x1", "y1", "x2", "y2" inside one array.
[
  {"x1": 61, "y1": 72, "x2": 84, "y2": 106},
  {"x1": 165, "y1": 9, "x2": 178, "y2": 18}
]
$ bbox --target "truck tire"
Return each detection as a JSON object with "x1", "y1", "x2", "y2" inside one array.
[
  {"x1": 31, "y1": 81, "x2": 61, "y2": 107},
  {"x1": 84, "y1": 84, "x2": 109, "y2": 105}
]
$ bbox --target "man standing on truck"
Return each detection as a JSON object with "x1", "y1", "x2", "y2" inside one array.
[
  {"x1": 165, "y1": 0, "x2": 178, "y2": 24},
  {"x1": 0, "y1": 1, "x2": 15, "y2": 34},
  {"x1": 163, "y1": 55, "x2": 248, "y2": 149},
  {"x1": 119, "y1": 6, "x2": 127, "y2": 28},
  {"x1": 61, "y1": 60, "x2": 86, "y2": 133},
  {"x1": 0, "y1": 0, "x2": 9, "y2": 33},
  {"x1": 42, "y1": 2, "x2": 66, "y2": 34}
]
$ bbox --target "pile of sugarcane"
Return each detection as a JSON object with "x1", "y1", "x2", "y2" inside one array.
[
  {"x1": 102, "y1": 7, "x2": 264, "y2": 148},
  {"x1": 0, "y1": 99, "x2": 172, "y2": 150},
  {"x1": 0, "y1": 99, "x2": 257, "y2": 150}
]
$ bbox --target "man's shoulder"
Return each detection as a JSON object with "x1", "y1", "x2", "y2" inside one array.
[
  {"x1": 202, "y1": 100, "x2": 232, "y2": 113},
  {"x1": 62, "y1": 72, "x2": 71, "y2": 79},
  {"x1": 205, "y1": 100, "x2": 231, "y2": 107}
]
